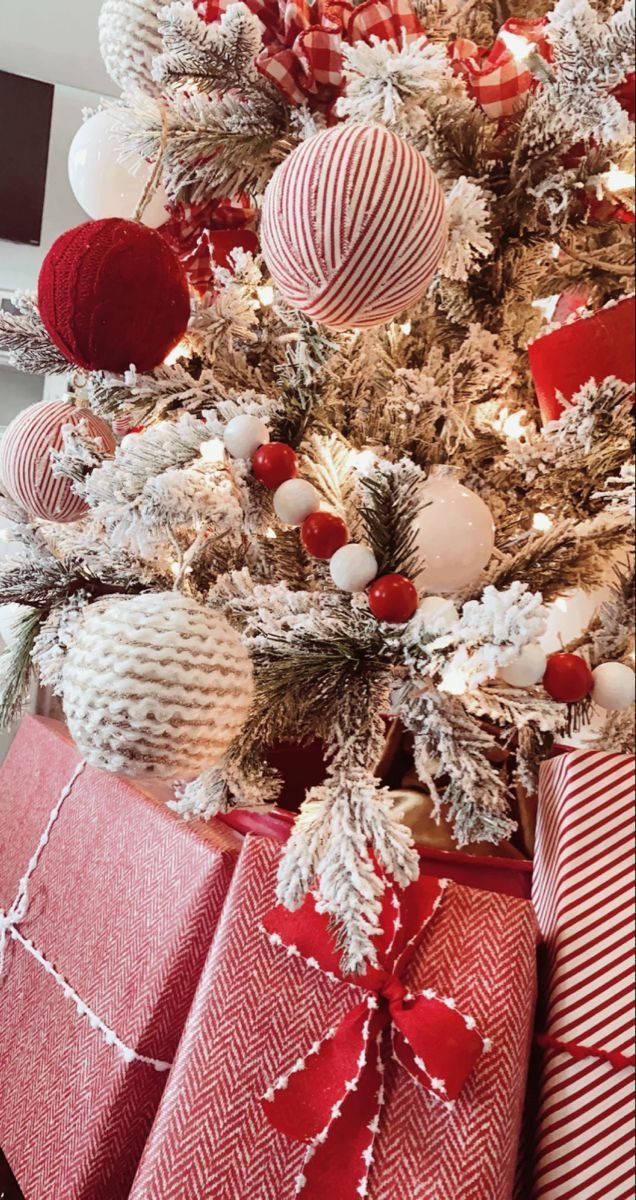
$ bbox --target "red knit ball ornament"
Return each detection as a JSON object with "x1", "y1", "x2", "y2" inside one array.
[
  {"x1": 543, "y1": 653, "x2": 594, "y2": 703},
  {"x1": 251, "y1": 443, "x2": 298, "y2": 489},
  {"x1": 368, "y1": 574, "x2": 418, "y2": 624},
  {"x1": 209, "y1": 228, "x2": 259, "y2": 270},
  {"x1": 0, "y1": 399, "x2": 116, "y2": 523},
  {"x1": 301, "y1": 512, "x2": 349, "y2": 559},
  {"x1": 38, "y1": 218, "x2": 191, "y2": 374}
]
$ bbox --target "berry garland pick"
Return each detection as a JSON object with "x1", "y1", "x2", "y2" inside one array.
[
  {"x1": 221, "y1": 419, "x2": 420, "y2": 624},
  {"x1": 542, "y1": 653, "x2": 594, "y2": 703}
]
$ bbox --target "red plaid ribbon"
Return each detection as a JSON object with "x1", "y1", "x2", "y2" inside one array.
[
  {"x1": 196, "y1": 0, "x2": 425, "y2": 106},
  {"x1": 261, "y1": 874, "x2": 486, "y2": 1200},
  {"x1": 452, "y1": 17, "x2": 550, "y2": 119},
  {"x1": 162, "y1": 195, "x2": 257, "y2": 292}
]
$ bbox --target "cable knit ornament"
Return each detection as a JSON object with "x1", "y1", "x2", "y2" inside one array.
[
  {"x1": 98, "y1": 0, "x2": 163, "y2": 95},
  {"x1": 61, "y1": 593, "x2": 253, "y2": 779},
  {"x1": 261, "y1": 124, "x2": 448, "y2": 330}
]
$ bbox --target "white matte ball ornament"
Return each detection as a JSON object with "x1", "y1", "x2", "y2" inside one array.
[
  {"x1": 413, "y1": 477, "x2": 495, "y2": 594},
  {"x1": 99, "y1": 0, "x2": 163, "y2": 96},
  {"x1": 261, "y1": 125, "x2": 448, "y2": 331},
  {"x1": 591, "y1": 662, "x2": 636, "y2": 711},
  {"x1": 274, "y1": 479, "x2": 319, "y2": 525},
  {"x1": 330, "y1": 543, "x2": 378, "y2": 593},
  {"x1": 500, "y1": 642, "x2": 548, "y2": 688},
  {"x1": 223, "y1": 414, "x2": 270, "y2": 459},
  {"x1": 68, "y1": 110, "x2": 168, "y2": 228},
  {"x1": 62, "y1": 592, "x2": 254, "y2": 779}
]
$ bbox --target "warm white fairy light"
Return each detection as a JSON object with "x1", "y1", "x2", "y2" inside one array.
[
  {"x1": 265, "y1": 526, "x2": 277, "y2": 540},
  {"x1": 499, "y1": 29, "x2": 531, "y2": 63},
  {"x1": 555, "y1": 596, "x2": 569, "y2": 613},
  {"x1": 440, "y1": 667, "x2": 469, "y2": 696},
  {"x1": 399, "y1": 320, "x2": 412, "y2": 335},
  {"x1": 533, "y1": 512, "x2": 553, "y2": 532},
  {"x1": 257, "y1": 285, "x2": 274, "y2": 308},
  {"x1": 496, "y1": 407, "x2": 528, "y2": 440},
  {"x1": 0, "y1": 529, "x2": 11, "y2": 543},
  {"x1": 200, "y1": 438, "x2": 225, "y2": 463},
  {"x1": 352, "y1": 448, "x2": 377, "y2": 473},
  {"x1": 603, "y1": 164, "x2": 635, "y2": 194},
  {"x1": 170, "y1": 561, "x2": 180, "y2": 577},
  {"x1": 163, "y1": 339, "x2": 189, "y2": 366},
  {"x1": 531, "y1": 294, "x2": 560, "y2": 321}
]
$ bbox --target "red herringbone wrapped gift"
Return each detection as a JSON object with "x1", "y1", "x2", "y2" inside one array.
[
  {"x1": 0, "y1": 716, "x2": 240, "y2": 1200},
  {"x1": 131, "y1": 835, "x2": 538, "y2": 1200}
]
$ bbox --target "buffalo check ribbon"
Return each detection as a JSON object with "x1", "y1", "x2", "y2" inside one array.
[
  {"x1": 451, "y1": 17, "x2": 551, "y2": 120},
  {"x1": 261, "y1": 875, "x2": 487, "y2": 1199}
]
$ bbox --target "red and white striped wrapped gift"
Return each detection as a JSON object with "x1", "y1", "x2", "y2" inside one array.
[{"x1": 530, "y1": 749, "x2": 636, "y2": 1199}]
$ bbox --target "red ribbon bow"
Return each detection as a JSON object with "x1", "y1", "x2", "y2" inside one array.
[{"x1": 261, "y1": 875, "x2": 486, "y2": 1200}]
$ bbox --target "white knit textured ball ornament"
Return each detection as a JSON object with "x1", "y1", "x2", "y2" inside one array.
[
  {"x1": 0, "y1": 399, "x2": 116, "y2": 523},
  {"x1": 98, "y1": 0, "x2": 163, "y2": 95},
  {"x1": 591, "y1": 661, "x2": 635, "y2": 711},
  {"x1": 62, "y1": 592, "x2": 253, "y2": 779},
  {"x1": 273, "y1": 479, "x2": 319, "y2": 525},
  {"x1": 330, "y1": 543, "x2": 378, "y2": 592},
  {"x1": 261, "y1": 125, "x2": 448, "y2": 331}
]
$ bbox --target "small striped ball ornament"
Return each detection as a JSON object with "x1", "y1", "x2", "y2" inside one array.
[
  {"x1": 261, "y1": 125, "x2": 448, "y2": 331},
  {"x1": 98, "y1": 0, "x2": 163, "y2": 96},
  {"x1": 0, "y1": 398, "x2": 116, "y2": 523},
  {"x1": 62, "y1": 592, "x2": 254, "y2": 780}
]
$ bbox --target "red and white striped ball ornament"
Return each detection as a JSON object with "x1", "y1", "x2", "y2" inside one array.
[
  {"x1": 0, "y1": 398, "x2": 115, "y2": 523},
  {"x1": 261, "y1": 125, "x2": 448, "y2": 331}
]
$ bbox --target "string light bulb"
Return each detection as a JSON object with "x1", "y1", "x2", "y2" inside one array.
[
  {"x1": 603, "y1": 164, "x2": 635, "y2": 194},
  {"x1": 496, "y1": 407, "x2": 527, "y2": 440},
  {"x1": 265, "y1": 526, "x2": 277, "y2": 540},
  {"x1": 533, "y1": 512, "x2": 553, "y2": 532},
  {"x1": 399, "y1": 320, "x2": 412, "y2": 335},
  {"x1": 440, "y1": 667, "x2": 469, "y2": 696},
  {"x1": 499, "y1": 29, "x2": 531, "y2": 63},
  {"x1": 200, "y1": 438, "x2": 225, "y2": 463},
  {"x1": 163, "y1": 339, "x2": 189, "y2": 366},
  {"x1": 257, "y1": 285, "x2": 274, "y2": 308}
]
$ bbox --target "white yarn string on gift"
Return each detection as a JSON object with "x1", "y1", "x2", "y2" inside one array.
[{"x1": 0, "y1": 762, "x2": 171, "y2": 1073}]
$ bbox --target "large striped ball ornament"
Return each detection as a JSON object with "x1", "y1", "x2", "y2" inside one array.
[
  {"x1": 0, "y1": 399, "x2": 116, "y2": 523},
  {"x1": 62, "y1": 592, "x2": 254, "y2": 780},
  {"x1": 260, "y1": 125, "x2": 448, "y2": 331}
]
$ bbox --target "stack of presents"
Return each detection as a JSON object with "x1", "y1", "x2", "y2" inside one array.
[{"x1": 0, "y1": 715, "x2": 633, "y2": 1198}]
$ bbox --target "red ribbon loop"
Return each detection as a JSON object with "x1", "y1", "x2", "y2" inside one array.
[{"x1": 261, "y1": 874, "x2": 487, "y2": 1199}]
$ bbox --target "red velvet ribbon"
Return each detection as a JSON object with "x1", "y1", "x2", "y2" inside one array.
[
  {"x1": 537, "y1": 1032, "x2": 636, "y2": 1072},
  {"x1": 261, "y1": 874, "x2": 486, "y2": 1199}
]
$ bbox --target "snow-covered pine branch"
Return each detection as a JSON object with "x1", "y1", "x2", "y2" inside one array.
[{"x1": 155, "y1": 1, "x2": 264, "y2": 93}]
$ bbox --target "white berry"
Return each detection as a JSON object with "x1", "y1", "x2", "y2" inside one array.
[
  {"x1": 330, "y1": 544, "x2": 378, "y2": 592},
  {"x1": 223, "y1": 415, "x2": 270, "y2": 459},
  {"x1": 418, "y1": 595, "x2": 459, "y2": 633},
  {"x1": 273, "y1": 479, "x2": 320, "y2": 525},
  {"x1": 591, "y1": 661, "x2": 635, "y2": 711},
  {"x1": 499, "y1": 642, "x2": 548, "y2": 688}
]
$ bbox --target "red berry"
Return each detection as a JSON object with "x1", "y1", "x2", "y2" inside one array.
[
  {"x1": 252, "y1": 443, "x2": 298, "y2": 490},
  {"x1": 368, "y1": 574, "x2": 418, "y2": 624},
  {"x1": 301, "y1": 512, "x2": 349, "y2": 559},
  {"x1": 543, "y1": 653, "x2": 594, "y2": 703}
]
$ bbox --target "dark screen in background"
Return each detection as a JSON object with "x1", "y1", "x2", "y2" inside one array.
[{"x1": 0, "y1": 71, "x2": 54, "y2": 247}]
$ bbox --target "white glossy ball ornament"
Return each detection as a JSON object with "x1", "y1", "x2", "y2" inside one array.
[
  {"x1": 223, "y1": 415, "x2": 270, "y2": 459},
  {"x1": 68, "y1": 110, "x2": 168, "y2": 228},
  {"x1": 418, "y1": 595, "x2": 459, "y2": 633},
  {"x1": 591, "y1": 662, "x2": 636, "y2": 711},
  {"x1": 413, "y1": 477, "x2": 495, "y2": 594},
  {"x1": 500, "y1": 642, "x2": 548, "y2": 688},
  {"x1": 330, "y1": 544, "x2": 378, "y2": 593},
  {"x1": 273, "y1": 479, "x2": 319, "y2": 525}
]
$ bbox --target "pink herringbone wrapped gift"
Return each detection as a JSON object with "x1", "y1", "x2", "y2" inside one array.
[
  {"x1": 131, "y1": 835, "x2": 538, "y2": 1200},
  {"x1": 0, "y1": 716, "x2": 240, "y2": 1200}
]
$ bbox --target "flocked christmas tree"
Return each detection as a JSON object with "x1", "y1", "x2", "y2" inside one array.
[{"x1": 0, "y1": 0, "x2": 634, "y2": 969}]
